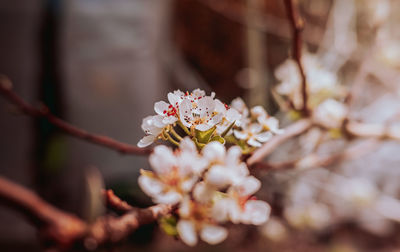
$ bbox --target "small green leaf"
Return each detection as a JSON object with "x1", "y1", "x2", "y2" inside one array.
[
  {"x1": 195, "y1": 126, "x2": 216, "y2": 144},
  {"x1": 224, "y1": 134, "x2": 237, "y2": 144},
  {"x1": 220, "y1": 121, "x2": 236, "y2": 137},
  {"x1": 160, "y1": 216, "x2": 178, "y2": 236},
  {"x1": 210, "y1": 135, "x2": 225, "y2": 144}
]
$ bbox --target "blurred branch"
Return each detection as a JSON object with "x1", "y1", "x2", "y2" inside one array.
[
  {"x1": 283, "y1": 0, "x2": 309, "y2": 116},
  {"x1": 345, "y1": 121, "x2": 400, "y2": 140},
  {"x1": 253, "y1": 138, "x2": 379, "y2": 172},
  {"x1": 0, "y1": 75, "x2": 152, "y2": 156},
  {"x1": 102, "y1": 189, "x2": 133, "y2": 213},
  {"x1": 0, "y1": 176, "x2": 171, "y2": 250},
  {"x1": 247, "y1": 119, "x2": 313, "y2": 166}
]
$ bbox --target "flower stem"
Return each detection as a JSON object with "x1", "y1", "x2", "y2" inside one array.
[
  {"x1": 163, "y1": 131, "x2": 180, "y2": 147},
  {"x1": 169, "y1": 126, "x2": 183, "y2": 141},
  {"x1": 177, "y1": 121, "x2": 191, "y2": 136}
]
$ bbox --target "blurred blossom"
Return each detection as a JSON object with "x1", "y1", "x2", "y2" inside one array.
[{"x1": 260, "y1": 217, "x2": 287, "y2": 242}]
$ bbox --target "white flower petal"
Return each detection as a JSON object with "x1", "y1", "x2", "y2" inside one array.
[
  {"x1": 226, "y1": 108, "x2": 241, "y2": 122},
  {"x1": 202, "y1": 141, "x2": 226, "y2": 162},
  {"x1": 154, "y1": 101, "x2": 170, "y2": 116},
  {"x1": 149, "y1": 145, "x2": 176, "y2": 175},
  {"x1": 177, "y1": 220, "x2": 198, "y2": 246},
  {"x1": 137, "y1": 135, "x2": 156, "y2": 147},
  {"x1": 247, "y1": 138, "x2": 262, "y2": 147},
  {"x1": 255, "y1": 131, "x2": 272, "y2": 142},
  {"x1": 138, "y1": 175, "x2": 164, "y2": 197},
  {"x1": 233, "y1": 130, "x2": 248, "y2": 140},
  {"x1": 251, "y1": 106, "x2": 267, "y2": 118},
  {"x1": 241, "y1": 200, "x2": 271, "y2": 225},
  {"x1": 235, "y1": 176, "x2": 261, "y2": 196},
  {"x1": 200, "y1": 225, "x2": 228, "y2": 245},
  {"x1": 205, "y1": 165, "x2": 232, "y2": 188},
  {"x1": 197, "y1": 96, "x2": 215, "y2": 118},
  {"x1": 179, "y1": 99, "x2": 194, "y2": 128},
  {"x1": 193, "y1": 182, "x2": 214, "y2": 203},
  {"x1": 154, "y1": 190, "x2": 182, "y2": 204},
  {"x1": 180, "y1": 137, "x2": 197, "y2": 153},
  {"x1": 195, "y1": 123, "x2": 212, "y2": 131},
  {"x1": 212, "y1": 198, "x2": 232, "y2": 222}
]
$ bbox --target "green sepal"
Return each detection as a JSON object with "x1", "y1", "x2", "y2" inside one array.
[
  {"x1": 210, "y1": 135, "x2": 225, "y2": 144},
  {"x1": 195, "y1": 126, "x2": 216, "y2": 144},
  {"x1": 220, "y1": 121, "x2": 236, "y2": 137},
  {"x1": 237, "y1": 140, "x2": 256, "y2": 154},
  {"x1": 193, "y1": 137, "x2": 206, "y2": 150},
  {"x1": 160, "y1": 215, "x2": 178, "y2": 237}
]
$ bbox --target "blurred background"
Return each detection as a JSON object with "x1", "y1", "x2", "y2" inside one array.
[{"x1": 1, "y1": 0, "x2": 400, "y2": 251}]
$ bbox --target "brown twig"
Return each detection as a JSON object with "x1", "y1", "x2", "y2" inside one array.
[
  {"x1": 0, "y1": 176, "x2": 171, "y2": 250},
  {"x1": 283, "y1": 0, "x2": 309, "y2": 116},
  {"x1": 247, "y1": 119, "x2": 313, "y2": 166},
  {"x1": 345, "y1": 121, "x2": 400, "y2": 140},
  {"x1": 102, "y1": 189, "x2": 134, "y2": 213},
  {"x1": 0, "y1": 75, "x2": 152, "y2": 155}
]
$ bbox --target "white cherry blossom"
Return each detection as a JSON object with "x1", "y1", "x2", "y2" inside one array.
[
  {"x1": 313, "y1": 98, "x2": 348, "y2": 129},
  {"x1": 177, "y1": 196, "x2": 228, "y2": 246},
  {"x1": 138, "y1": 138, "x2": 208, "y2": 204},
  {"x1": 214, "y1": 99, "x2": 241, "y2": 135},
  {"x1": 137, "y1": 115, "x2": 166, "y2": 147},
  {"x1": 233, "y1": 123, "x2": 273, "y2": 147}
]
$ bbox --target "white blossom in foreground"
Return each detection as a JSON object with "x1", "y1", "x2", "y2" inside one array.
[
  {"x1": 313, "y1": 98, "x2": 348, "y2": 129},
  {"x1": 138, "y1": 137, "x2": 271, "y2": 246},
  {"x1": 138, "y1": 138, "x2": 207, "y2": 204}
]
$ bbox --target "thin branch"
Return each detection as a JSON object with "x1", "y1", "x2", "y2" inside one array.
[
  {"x1": 102, "y1": 189, "x2": 134, "y2": 213},
  {"x1": 283, "y1": 0, "x2": 309, "y2": 116},
  {"x1": 0, "y1": 176, "x2": 171, "y2": 250},
  {"x1": 247, "y1": 119, "x2": 313, "y2": 166},
  {"x1": 345, "y1": 121, "x2": 400, "y2": 140},
  {"x1": 253, "y1": 138, "x2": 379, "y2": 172},
  {"x1": 0, "y1": 75, "x2": 151, "y2": 156}
]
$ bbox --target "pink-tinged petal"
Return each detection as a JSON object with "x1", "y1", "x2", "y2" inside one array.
[
  {"x1": 195, "y1": 123, "x2": 212, "y2": 131},
  {"x1": 180, "y1": 137, "x2": 197, "y2": 153},
  {"x1": 154, "y1": 101, "x2": 170, "y2": 116},
  {"x1": 179, "y1": 196, "x2": 191, "y2": 218},
  {"x1": 141, "y1": 116, "x2": 154, "y2": 131},
  {"x1": 212, "y1": 198, "x2": 232, "y2": 222},
  {"x1": 228, "y1": 200, "x2": 242, "y2": 224},
  {"x1": 255, "y1": 131, "x2": 272, "y2": 142},
  {"x1": 149, "y1": 146, "x2": 176, "y2": 175},
  {"x1": 200, "y1": 225, "x2": 228, "y2": 245},
  {"x1": 205, "y1": 165, "x2": 232, "y2": 188},
  {"x1": 230, "y1": 97, "x2": 249, "y2": 117},
  {"x1": 138, "y1": 175, "x2": 164, "y2": 197},
  {"x1": 193, "y1": 182, "x2": 214, "y2": 203},
  {"x1": 202, "y1": 141, "x2": 225, "y2": 162},
  {"x1": 180, "y1": 176, "x2": 198, "y2": 192},
  {"x1": 177, "y1": 220, "x2": 198, "y2": 246},
  {"x1": 154, "y1": 190, "x2": 182, "y2": 204},
  {"x1": 179, "y1": 99, "x2": 194, "y2": 128},
  {"x1": 233, "y1": 130, "x2": 248, "y2": 140},
  {"x1": 235, "y1": 176, "x2": 261, "y2": 196},
  {"x1": 241, "y1": 200, "x2": 271, "y2": 225},
  {"x1": 137, "y1": 135, "x2": 156, "y2": 148},
  {"x1": 226, "y1": 146, "x2": 242, "y2": 163},
  {"x1": 247, "y1": 137, "x2": 262, "y2": 147}
]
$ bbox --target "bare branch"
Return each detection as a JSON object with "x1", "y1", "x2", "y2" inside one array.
[
  {"x1": 102, "y1": 189, "x2": 134, "y2": 213},
  {"x1": 253, "y1": 138, "x2": 379, "y2": 172},
  {"x1": 247, "y1": 119, "x2": 313, "y2": 166},
  {"x1": 346, "y1": 121, "x2": 400, "y2": 140},
  {"x1": 0, "y1": 75, "x2": 151, "y2": 156},
  {"x1": 283, "y1": 0, "x2": 309, "y2": 116},
  {"x1": 0, "y1": 176, "x2": 171, "y2": 250}
]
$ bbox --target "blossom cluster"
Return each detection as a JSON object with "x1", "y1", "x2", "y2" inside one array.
[
  {"x1": 137, "y1": 89, "x2": 282, "y2": 151},
  {"x1": 275, "y1": 53, "x2": 348, "y2": 129},
  {"x1": 138, "y1": 137, "x2": 270, "y2": 246}
]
